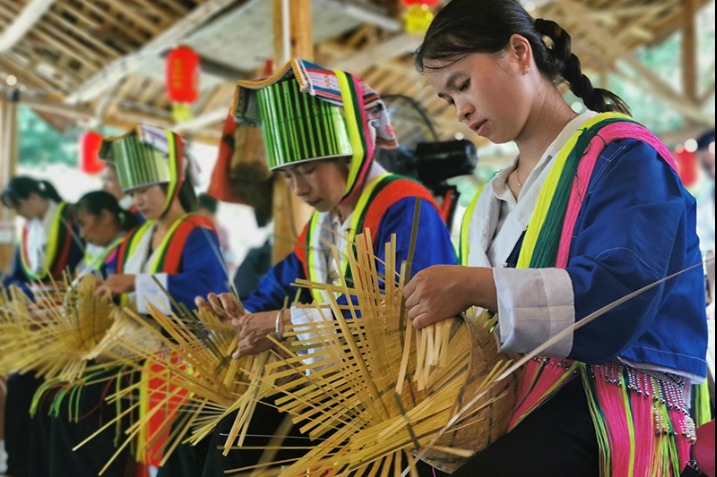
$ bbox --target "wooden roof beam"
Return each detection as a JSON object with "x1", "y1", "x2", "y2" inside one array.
[
  {"x1": 67, "y1": 0, "x2": 241, "y2": 104},
  {"x1": 20, "y1": 95, "x2": 172, "y2": 127},
  {"x1": 101, "y1": 0, "x2": 163, "y2": 34},
  {"x1": 0, "y1": 57, "x2": 58, "y2": 92},
  {"x1": 44, "y1": 9, "x2": 121, "y2": 60},
  {"x1": 327, "y1": 33, "x2": 423, "y2": 75},
  {"x1": 20, "y1": 95, "x2": 221, "y2": 143},
  {"x1": 0, "y1": 0, "x2": 56, "y2": 52},
  {"x1": 682, "y1": 0, "x2": 698, "y2": 103},
  {"x1": 173, "y1": 106, "x2": 227, "y2": 133},
  {"x1": 323, "y1": 0, "x2": 401, "y2": 32},
  {"x1": 699, "y1": 80, "x2": 715, "y2": 107},
  {"x1": 67, "y1": 2, "x2": 147, "y2": 46},
  {"x1": 9, "y1": 45, "x2": 78, "y2": 90},
  {"x1": 100, "y1": 76, "x2": 136, "y2": 120}
]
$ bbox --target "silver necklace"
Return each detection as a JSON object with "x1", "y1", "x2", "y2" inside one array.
[{"x1": 514, "y1": 167, "x2": 524, "y2": 187}]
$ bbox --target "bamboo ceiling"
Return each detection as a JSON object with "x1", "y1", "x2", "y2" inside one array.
[{"x1": 0, "y1": 0, "x2": 714, "y2": 147}]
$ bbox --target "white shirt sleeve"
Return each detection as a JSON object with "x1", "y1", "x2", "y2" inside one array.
[
  {"x1": 493, "y1": 267, "x2": 575, "y2": 357},
  {"x1": 290, "y1": 305, "x2": 337, "y2": 373}
]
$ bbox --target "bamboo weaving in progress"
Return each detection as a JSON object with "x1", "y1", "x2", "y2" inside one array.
[{"x1": 246, "y1": 232, "x2": 517, "y2": 475}]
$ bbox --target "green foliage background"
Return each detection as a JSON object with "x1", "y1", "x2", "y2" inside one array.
[{"x1": 17, "y1": 106, "x2": 78, "y2": 166}]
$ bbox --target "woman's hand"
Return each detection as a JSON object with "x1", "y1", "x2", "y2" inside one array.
[
  {"x1": 95, "y1": 274, "x2": 136, "y2": 298},
  {"x1": 403, "y1": 265, "x2": 496, "y2": 329},
  {"x1": 27, "y1": 303, "x2": 51, "y2": 323},
  {"x1": 232, "y1": 309, "x2": 290, "y2": 359},
  {"x1": 195, "y1": 292, "x2": 245, "y2": 323}
]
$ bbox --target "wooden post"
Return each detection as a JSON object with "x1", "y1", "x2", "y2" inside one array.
[
  {"x1": 0, "y1": 92, "x2": 18, "y2": 273},
  {"x1": 681, "y1": 0, "x2": 698, "y2": 112},
  {"x1": 270, "y1": 0, "x2": 313, "y2": 263}
]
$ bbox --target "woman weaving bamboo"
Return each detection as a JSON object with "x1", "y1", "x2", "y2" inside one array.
[
  {"x1": 23, "y1": 190, "x2": 141, "y2": 477},
  {"x1": 402, "y1": 1, "x2": 708, "y2": 476},
  {"x1": 1, "y1": 177, "x2": 84, "y2": 477},
  {"x1": 196, "y1": 59, "x2": 457, "y2": 476},
  {"x1": 94, "y1": 125, "x2": 229, "y2": 477}
]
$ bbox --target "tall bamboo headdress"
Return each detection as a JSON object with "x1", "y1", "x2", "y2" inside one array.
[
  {"x1": 232, "y1": 59, "x2": 398, "y2": 204},
  {"x1": 99, "y1": 125, "x2": 187, "y2": 216}
]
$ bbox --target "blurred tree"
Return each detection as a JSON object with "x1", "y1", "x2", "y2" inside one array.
[{"x1": 17, "y1": 106, "x2": 77, "y2": 166}]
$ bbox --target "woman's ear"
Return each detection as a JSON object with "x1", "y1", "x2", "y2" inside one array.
[
  {"x1": 507, "y1": 34, "x2": 533, "y2": 74},
  {"x1": 100, "y1": 208, "x2": 114, "y2": 225}
]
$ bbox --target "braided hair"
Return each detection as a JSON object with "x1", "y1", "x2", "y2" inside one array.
[{"x1": 415, "y1": 0, "x2": 630, "y2": 115}]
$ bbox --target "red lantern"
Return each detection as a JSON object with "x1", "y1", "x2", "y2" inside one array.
[
  {"x1": 402, "y1": 0, "x2": 439, "y2": 6},
  {"x1": 79, "y1": 131, "x2": 104, "y2": 175},
  {"x1": 166, "y1": 45, "x2": 200, "y2": 121},
  {"x1": 674, "y1": 147, "x2": 698, "y2": 188}
]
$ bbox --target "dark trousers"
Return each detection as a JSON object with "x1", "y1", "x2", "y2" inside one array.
[
  {"x1": 198, "y1": 402, "x2": 455, "y2": 477},
  {"x1": 448, "y1": 377, "x2": 599, "y2": 477},
  {"x1": 4, "y1": 372, "x2": 43, "y2": 477},
  {"x1": 18, "y1": 371, "x2": 129, "y2": 477},
  {"x1": 156, "y1": 423, "x2": 211, "y2": 477},
  {"x1": 201, "y1": 397, "x2": 307, "y2": 476},
  {"x1": 194, "y1": 378, "x2": 597, "y2": 476},
  {"x1": 32, "y1": 369, "x2": 131, "y2": 477}
]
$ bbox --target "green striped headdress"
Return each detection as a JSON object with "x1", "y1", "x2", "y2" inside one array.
[
  {"x1": 99, "y1": 125, "x2": 185, "y2": 216},
  {"x1": 233, "y1": 59, "x2": 398, "y2": 204},
  {"x1": 254, "y1": 78, "x2": 353, "y2": 170}
]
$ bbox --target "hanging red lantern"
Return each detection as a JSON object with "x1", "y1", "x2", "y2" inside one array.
[
  {"x1": 79, "y1": 130, "x2": 104, "y2": 175},
  {"x1": 402, "y1": 0, "x2": 439, "y2": 6},
  {"x1": 401, "y1": 0, "x2": 440, "y2": 35},
  {"x1": 674, "y1": 147, "x2": 698, "y2": 188},
  {"x1": 165, "y1": 45, "x2": 200, "y2": 122}
]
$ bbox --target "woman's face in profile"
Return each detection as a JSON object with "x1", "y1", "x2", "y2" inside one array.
[
  {"x1": 12, "y1": 193, "x2": 44, "y2": 220},
  {"x1": 76, "y1": 208, "x2": 116, "y2": 246},
  {"x1": 129, "y1": 184, "x2": 166, "y2": 220},
  {"x1": 424, "y1": 45, "x2": 535, "y2": 145},
  {"x1": 279, "y1": 159, "x2": 348, "y2": 212}
]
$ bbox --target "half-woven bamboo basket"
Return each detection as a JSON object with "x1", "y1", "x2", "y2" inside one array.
[
  {"x1": 245, "y1": 231, "x2": 517, "y2": 476},
  {"x1": 0, "y1": 276, "x2": 116, "y2": 382}
]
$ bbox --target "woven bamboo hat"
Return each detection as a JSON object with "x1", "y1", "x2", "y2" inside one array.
[{"x1": 232, "y1": 59, "x2": 398, "y2": 204}]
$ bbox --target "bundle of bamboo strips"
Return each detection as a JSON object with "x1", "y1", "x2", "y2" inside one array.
[{"x1": 240, "y1": 232, "x2": 517, "y2": 475}]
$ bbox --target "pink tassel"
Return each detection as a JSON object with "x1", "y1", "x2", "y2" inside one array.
[
  {"x1": 588, "y1": 366, "x2": 691, "y2": 477},
  {"x1": 591, "y1": 365, "x2": 633, "y2": 477},
  {"x1": 669, "y1": 407, "x2": 692, "y2": 471},
  {"x1": 629, "y1": 375, "x2": 656, "y2": 476}
]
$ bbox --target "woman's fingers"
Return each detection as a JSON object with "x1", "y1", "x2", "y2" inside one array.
[
  {"x1": 206, "y1": 293, "x2": 229, "y2": 319},
  {"x1": 412, "y1": 312, "x2": 441, "y2": 329},
  {"x1": 94, "y1": 284, "x2": 111, "y2": 299},
  {"x1": 194, "y1": 295, "x2": 209, "y2": 310},
  {"x1": 218, "y1": 293, "x2": 244, "y2": 318},
  {"x1": 231, "y1": 312, "x2": 275, "y2": 359}
]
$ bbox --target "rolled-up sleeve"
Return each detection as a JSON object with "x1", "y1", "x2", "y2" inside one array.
[{"x1": 494, "y1": 267, "x2": 575, "y2": 357}]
